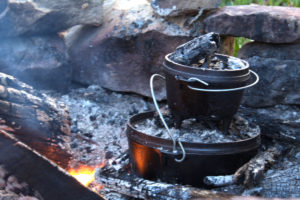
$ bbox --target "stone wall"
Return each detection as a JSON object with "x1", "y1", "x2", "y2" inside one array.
[
  {"x1": 0, "y1": 0, "x2": 299, "y2": 107},
  {"x1": 0, "y1": 0, "x2": 104, "y2": 91}
]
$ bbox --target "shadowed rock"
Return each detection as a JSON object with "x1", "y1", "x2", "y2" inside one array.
[
  {"x1": 239, "y1": 42, "x2": 300, "y2": 107},
  {"x1": 0, "y1": 0, "x2": 103, "y2": 37},
  {"x1": 0, "y1": 35, "x2": 71, "y2": 91}
]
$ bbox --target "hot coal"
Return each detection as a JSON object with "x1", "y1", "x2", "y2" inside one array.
[
  {"x1": 134, "y1": 114, "x2": 259, "y2": 143},
  {"x1": 169, "y1": 32, "x2": 246, "y2": 70},
  {"x1": 170, "y1": 32, "x2": 220, "y2": 66}
]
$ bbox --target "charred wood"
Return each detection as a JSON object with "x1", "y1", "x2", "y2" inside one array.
[
  {"x1": 0, "y1": 72, "x2": 71, "y2": 140},
  {"x1": 233, "y1": 144, "x2": 286, "y2": 187},
  {"x1": 205, "y1": 144, "x2": 286, "y2": 188},
  {"x1": 169, "y1": 32, "x2": 220, "y2": 65},
  {"x1": 0, "y1": 73, "x2": 71, "y2": 168},
  {"x1": 96, "y1": 153, "x2": 287, "y2": 200},
  {"x1": 0, "y1": 130, "x2": 103, "y2": 200}
]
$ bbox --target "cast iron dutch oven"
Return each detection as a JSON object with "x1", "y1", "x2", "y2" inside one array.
[
  {"x1": 161, "y1": 53, "x2": 259, "y2": 127},
  {"x1": 126, "y1": 111, "x2": 261, "y2": 187}
]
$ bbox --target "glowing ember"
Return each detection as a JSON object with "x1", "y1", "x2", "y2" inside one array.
[{"x1": 68, "y1": 165, "x2": 97, "y2": 187}]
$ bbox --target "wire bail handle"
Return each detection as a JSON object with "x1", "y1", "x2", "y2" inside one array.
[
  {"x1": 150, "y1": 74, "x2": 186, "y2": 163},
  {"x1": 186, "y1": 70, "x2": 259, "y2": 92}
]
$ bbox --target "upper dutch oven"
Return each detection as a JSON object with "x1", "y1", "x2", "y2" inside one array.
[{"x1": 162, "y1": 53, "x2": 259, "y2": 127}]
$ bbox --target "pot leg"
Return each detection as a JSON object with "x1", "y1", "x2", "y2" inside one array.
[
  {"x1": 173, "y1": 114, "x2": 183, "y2": 129},
  {"x1": 221, "y1": 118, "x2": 232, "y2": 134}
]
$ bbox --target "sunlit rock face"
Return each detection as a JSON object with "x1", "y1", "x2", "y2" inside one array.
[
  {"x1": 0, "y1": 0, "x2": 104, "y2": 37},
  {"x1": 150, "y1": 0, "x2": 221, "y2": 17},
  {"x1": 239, "y1": 42, "x2": 300, "y2": 107},
  {"x1": 66, "y1": 0, "x2": 193, "y2": 100},
  {"x1": 203, "y1": 5, "x2": 300, "y2": 43}
]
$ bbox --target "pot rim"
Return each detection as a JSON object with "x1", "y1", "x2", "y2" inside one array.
[
  {"x1": 165, "y1": 53, "x2": 249, "y2": 73},
  {"x1": 127, "y1": 111, "x2": 261, "y2": 155}
]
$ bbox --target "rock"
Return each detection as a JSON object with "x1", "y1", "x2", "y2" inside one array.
[
  {"x1": 238, "y1": 42, "x2": 300, "y2": 61},
  {"x1": 0, "y1": 35, "x2": 70, "y2": 91},
  {"x1": 0, "y1": 0, "x2": 103, "y2": 37},
  {"x1": 67, "y1": 0, "x2": 192, "y2": 100},
  {"x1": 150, "y1": 0, "x2": 221, "y2": 17},
  {"x1": 238, "y1": 42, "x2": 300, "y2": 107},
  {"x1": 239, "y1": 105, "x2": 300, "y2": 144},
  {"x1": 203, "y1": 5, "x2": 300, "y2": 43},
  {"x1": 241, "y1": 56, "x2": 300, "y2": 107}
]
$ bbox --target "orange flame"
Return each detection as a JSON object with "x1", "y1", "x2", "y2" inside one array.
[{"x1": 68, "y1": 165, "x2": 97, "y2": 187}]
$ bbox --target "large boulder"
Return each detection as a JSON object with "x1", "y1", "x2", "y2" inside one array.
[
  {"x1": 150, "y1": 0, "x2": 221, "y2": 17},
  {"x1": 0, "y1": 0, "x2": 103, "y2": 37},
  {"x1": 0, "y1": 35, "x2": 71, "y2": 91},
  {"x1": 67, "y1": 0, "x2": 193, "y2": 100},
  {"x1": 238, "y1": 42, "x2": 300, "y2": 61},
  {"x1": 203, "y1": 5, "x2": 300, "y2": 43},
  {"x1": 239, "y1": 42, "x2": 300, "y2": 107}
]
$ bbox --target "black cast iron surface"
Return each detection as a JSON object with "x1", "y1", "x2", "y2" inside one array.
[
  {"x1": 126, "y1": 111, "x2": 261, "y2": 187},
  {"x1": 164, "y1": 53, "x2": 250, "y2": 128}
]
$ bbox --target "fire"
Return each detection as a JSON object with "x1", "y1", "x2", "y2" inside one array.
[{"x1": 68, "y1": 165, "x2": 97, "y2": 187}]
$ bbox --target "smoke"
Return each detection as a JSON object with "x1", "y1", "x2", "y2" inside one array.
[
  {"x1": 0, "y1": 0, "x2": 7, "y2": 14},
  {"x1": 0, "y1": 0, "x2": 71, "y2": 91}
]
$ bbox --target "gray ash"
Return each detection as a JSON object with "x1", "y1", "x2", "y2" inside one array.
[
  {"x1": 134, "y1": 115, "x2": 259, "y2": 143},
  {"x1": 0, "y1": 165, "x2": 41, "y2": 200},
  {"x1": 191, "y1": 56, "x2": 246, "y2": 70}
]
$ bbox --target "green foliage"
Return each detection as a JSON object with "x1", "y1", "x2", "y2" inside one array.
[
  {"x1": 221, "y1": 0, "x2": 300, "y2": 6},
  {"x1": 220, "y1": 0, "x2": 300, "y2": 56},
  {"x1": 233, "y1": 38, "x2": 252, "y2": 57}
]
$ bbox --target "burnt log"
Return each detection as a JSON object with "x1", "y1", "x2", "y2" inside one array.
[
  {"x1": 96, "y1": 154, "x2": 288, "y2": 200},
  {"x1": 169, "y1": 32, "x2": 220, "y2": 65},
  {"x1": 0, "y1": 72, "x2": 71, "y2": 168},
  {"x1": 203, "y1": 145, "x2": 285, "y2": 188},
  {"x1": 233, "y1": 144, "x2": 286, "y2": 187},
  {"x1": 0, "y1": 130, "x2": 103, "y2": 200}
]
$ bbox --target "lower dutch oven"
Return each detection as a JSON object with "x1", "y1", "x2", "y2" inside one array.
[{"x1": 126, "y1": 111, "x2": 261, "y2": 187}]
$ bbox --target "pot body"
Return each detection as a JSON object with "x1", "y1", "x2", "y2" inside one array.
[
  {"x1": 127, "y1": 112, "x2": 261, "y2": 187},
  {"x1": 163, "y1": 53, "x2": 250, "y2": 125}
]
